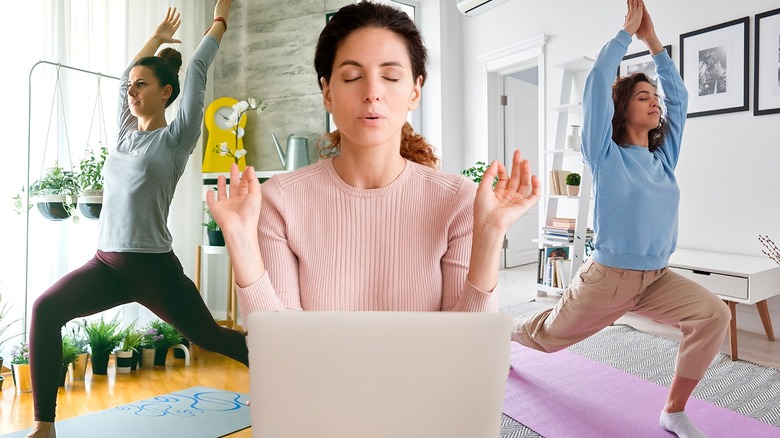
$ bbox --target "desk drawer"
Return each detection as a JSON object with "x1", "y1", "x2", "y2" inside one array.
[{"x1": 669, "y1": 267, "x2": 748, "y2": 300}]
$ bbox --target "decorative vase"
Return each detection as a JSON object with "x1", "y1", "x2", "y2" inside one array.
[
  {"x1": 59, "y1": 364, "x2": 68, "y2": 386},
  {"x1": 141, "y1": 348, "x2": 156, "y2": 369},
  {"x1": 131, "y1": 349, "x2": 141, "y2": 371},
  {"x1": 207, "y1": 230, "x2": 225, "y2": 246},
  {"x1": 115, "y1": 350, "x2": 133, "y2": 374},
  {"x1": 154, "y1": 347, "x2": 169, "y2": 367},
  {"x1": 12, "y1": 363, "x2": 32, "y2": 393},
  {"x1": 70, "y1": 353, "x2": 89, "y2": 381},
  {"x1": 566, "y1": 185, "x2": 580, "y2": 196},
  {"x1": 91, "y1": 351, "x2": 110, "y2": 375},
  {"x1": 567, "y1": 124, "x2": 581, "y2": 151}
]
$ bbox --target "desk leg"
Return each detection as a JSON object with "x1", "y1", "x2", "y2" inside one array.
[
  {"x1": 726, "y1": 300, "x2": 738, "y2": 361},
  {"x1": 756, "y1": 300, "x2": 776, "y2": 342}
]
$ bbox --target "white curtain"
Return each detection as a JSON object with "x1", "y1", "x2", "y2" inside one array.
[{"x1": 0, "y1": 0, "x2": 211, "y2": 349}]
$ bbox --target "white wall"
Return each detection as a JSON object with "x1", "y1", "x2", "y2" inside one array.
[{"x1": 449, "y1": 0, "x2": 780, "y2": 335}]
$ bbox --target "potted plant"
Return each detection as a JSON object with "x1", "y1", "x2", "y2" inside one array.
[
  {"x1": 142, "y1": 320, "x2": 183, "y2": 367},
  {"x1": 28, "y1": 163, "x2": 79, "y2": 221},
  {"x1": 60, "y1": 335, "x2": 79, "y2": 386},
  {"x1": 116, "y1": 324, "x2": 143, "y2": 373},
  {"x1": 10, "y1": 342, "x2": 31, "y2": 393},
  {"x1": 75, "y1": 145, "x2": 108, "y2": 219},
  {"x1": 566, "y1": 172, "x2": 581, "y2": 196},
  {"x1": 81, "y1": 317, "x2": 122, "y2": 375},
  {"x1": 203, "y1": 208, "x2": 224, "y2": 246},
  {"x1": 64, "y1": 324, "x2": 90, "y2": 381}
]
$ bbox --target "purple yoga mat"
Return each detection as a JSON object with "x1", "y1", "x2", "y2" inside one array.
[{"x1": 503, "y1": 343, "x2": 780, "y2": 438}]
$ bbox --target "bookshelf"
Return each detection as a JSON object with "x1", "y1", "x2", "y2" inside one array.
[{"x1": 535, "y1": 56, "x2": 595, "y2": 296}]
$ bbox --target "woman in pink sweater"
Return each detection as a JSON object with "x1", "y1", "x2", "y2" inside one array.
[{"x1": 208, "y1": 1, "x2": 539, "y2": 317}]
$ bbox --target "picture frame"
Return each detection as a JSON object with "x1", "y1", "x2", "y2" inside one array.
[
  {"x1": 680, "y1": 17, "x2": 749, "y2": 118},
  {"x1": 617, "y1": 45, "x2": 672, "y2": 80},
  {"x1": 754, "y1": 8, "x2": 780, "y2": 116}
]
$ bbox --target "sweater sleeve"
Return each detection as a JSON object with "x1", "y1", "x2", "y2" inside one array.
[
  {"x1": 234, "y1": 177, "x2": 301, "y2": 318},
  {"x1": 166, "y1": 36, "x2": 219, "y2": 152},
  {"x1": 441, "y1": 181, "x2": 498, "y2": 312},
  {"x1": 581, "y1": 30, "x2": 632, "y2": 169},
  {"x1": 652, "y1": 50, "x2": 688, "y2": 168}
]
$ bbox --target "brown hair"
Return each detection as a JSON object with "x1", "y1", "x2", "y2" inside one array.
[
  {"x1": 314, "y1": 1, "x2": 438, "y2": 168},
  {"x1": 611, "y1": 73, "x2": 666, "y2": 152},
  {"x1": 134, "y1": 48, "x2": 182, "y2": 108}
]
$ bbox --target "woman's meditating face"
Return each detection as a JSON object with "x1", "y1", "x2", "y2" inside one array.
[
  {"x1": 624, "y1": 81, "x2": 660, "y2": 133},
  {"x1": 322, "y1": 27, "x2": 422, "y2": 151},
  {"x1": 127, "y1": 66, "x2": 171, "y2": 119}
]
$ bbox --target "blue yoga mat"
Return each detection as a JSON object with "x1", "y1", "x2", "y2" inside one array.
[{"x1": 2, "y1": 386, "x2": 250, "y2": 438}]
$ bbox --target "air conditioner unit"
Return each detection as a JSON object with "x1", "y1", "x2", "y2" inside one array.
[{"x1": 456, "y1": 0, "x2": 509, "y2": 16}]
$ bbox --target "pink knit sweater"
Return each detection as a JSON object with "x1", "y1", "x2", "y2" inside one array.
[{"x1": 235, "y1": 158, "x2": 497, "y2": 317}]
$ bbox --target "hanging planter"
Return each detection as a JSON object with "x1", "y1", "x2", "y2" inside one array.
[
  {"x1": 77, "y1": 192, "x2": 103, "y2": 219},
  {"x1": 76, "y1": 145, "x2": 108, "y2": 220},
  {"x1": 28, "y1": 165, "x2": 79, "y2": 221},
  {"x1": 34, "y1": 194, "x2": 77, "y2": 221}
]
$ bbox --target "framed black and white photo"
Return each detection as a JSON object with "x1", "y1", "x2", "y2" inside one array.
[
  {"x1": 617, "y1": 45, "x2": 672, "y2": 80},
  {"x1": 754, "y1": 8, "x2": 780, "y2": 116},
  {"x1": 680, "y1": 17, "x2": 749, "y2": 118}
]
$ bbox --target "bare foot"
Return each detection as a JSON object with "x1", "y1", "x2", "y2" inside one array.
[{"x1": 25, "y1": 421, "x2": 56, "y2": 438}]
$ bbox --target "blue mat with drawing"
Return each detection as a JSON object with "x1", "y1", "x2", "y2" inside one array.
[{"x1": 1, "y1": 386, "x2": 250, "y2": 438}]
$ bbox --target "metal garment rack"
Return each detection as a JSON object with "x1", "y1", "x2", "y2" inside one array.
[{"x1": 23, "y1": 61, "x2": 120, "y2": 339}]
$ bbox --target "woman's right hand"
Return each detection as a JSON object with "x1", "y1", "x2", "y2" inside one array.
[
  {"x1": 207, "y1": 163, "x2": 262, "y2": 240},
  {"x1": 153, "y1": 7, "x2": 182, "y2": 45},
  {"x1": 622, "y1": 0, "x2": 643, "y2": 37}
]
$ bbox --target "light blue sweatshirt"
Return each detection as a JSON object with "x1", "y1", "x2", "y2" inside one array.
[
  {"x1": 98, "y1": 36, "x2": 219, "y2": 252},
  {"x1": 582, "y1": 30, "x2": 688, "y2": 270}
]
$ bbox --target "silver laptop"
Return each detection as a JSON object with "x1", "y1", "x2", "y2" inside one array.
[{"x1": 246, "y1": 311, "x2": 512, "y2": 438}]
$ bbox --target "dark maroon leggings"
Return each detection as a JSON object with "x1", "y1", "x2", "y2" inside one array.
[{"x1": 28, "y1": 250, "x2": 249, "y2": 422}]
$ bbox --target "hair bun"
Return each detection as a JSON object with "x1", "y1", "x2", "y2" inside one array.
[{"x1": 158, "y1": 48, "x2": 182, "y2": 72}]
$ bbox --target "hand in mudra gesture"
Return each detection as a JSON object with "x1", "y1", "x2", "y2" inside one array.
[
  {"x1": 206, "y1": 164, "x2": 263, "y2": 240},
  {"x1": 473, "y1": 149, "x2": 540, "y2": 234}
]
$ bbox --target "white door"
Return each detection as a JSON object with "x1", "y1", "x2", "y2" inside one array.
[{"x1": 502, "y1": 73, "x2": 539, "y2": 267}]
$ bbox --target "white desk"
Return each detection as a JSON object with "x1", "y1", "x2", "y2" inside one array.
[{"x1": 668, "y1": 248, "x2": 780, "y2": 360}]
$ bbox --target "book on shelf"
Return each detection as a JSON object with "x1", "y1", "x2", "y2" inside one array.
[
  {"x1": 548, "y1": 170, "x2": 572, "y2": 196},
  {"x1": 540, "y1": 246, "x2": 571, "y2": 287},
  {"x1": 555, "y1": 259, "x2": 573, "y2": 289}
]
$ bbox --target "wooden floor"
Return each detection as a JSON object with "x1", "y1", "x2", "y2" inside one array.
[
  {"x1": 1, "y1": 316, "x2": 778, "y2": 436},
  {"x1": 0, "y1": 350, "x2": 251, "y2": 437}
]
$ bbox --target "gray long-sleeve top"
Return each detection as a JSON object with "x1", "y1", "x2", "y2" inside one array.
[{"x1": 98, "y1": 36, "x2": 218, "y2": 253}]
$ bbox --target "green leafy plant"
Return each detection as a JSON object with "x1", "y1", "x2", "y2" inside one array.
[
  {"x1": 462, "y1": 161, "x2": 498, "y2": 188},
  {"x1": 61, "y1": 335, "x2": 80, "y2": 367},
  {"x1": 81, "y1": 317, "x2": 123, "y2": 356},
  {"x1": 142, "y1": 320, "x2": 183, "y2": 350},
  {"x1": 75, "y1": 145, "x2": 108, "y2": 194},
  {"x1": 29, "y1": 164, "x2": 79, "y2": 198},
  {"x1": 565, "y1": 172, "x2": 581, "y2": 187},
  {"x1": 119, "y1": 325, "x2": 144, "y2": 353},
  {"x1": 202, "y1": 208, "x2": 220, "y2": 232},
  {"x1": 63, "y1": 323, "x2": 89, "y2": 355}
]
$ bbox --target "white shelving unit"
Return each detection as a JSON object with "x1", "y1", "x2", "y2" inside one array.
[{"x1": 535, "y1": 56, "x2": 595, "y2": 296}]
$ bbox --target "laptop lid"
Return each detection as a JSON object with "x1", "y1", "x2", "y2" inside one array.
[{"x1": 246, "y1": 311, "x2": 512, "y2": 438}]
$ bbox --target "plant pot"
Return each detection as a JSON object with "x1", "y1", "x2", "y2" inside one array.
[
  {"x1": 154, "y1": 347, "x2": 169, "y2": 367},
  {"x1": 35, "y1": 195, "x2": 73, "y2": 221},
  {"x1": 207, "y1": 230, "x2": 225, "y2": 246},
  {"x1": 0, "y1": 375, "x2": 4, "y2": 391},
  {"x1": 91, "y1": 351, "x2": 110, "y2": 375},
  {"x1": 141, "y1": 348, "x2": 156, "y2": 369},
  {"x1": 59, "y1": 364, "x2": 68, "y2": 386},
  {"x1": 131, "y1": 349, "x2": 141, "y2": 371},
  {"x1": 566, "y1": 185, "x2": 580, "y2": 196},
  {"x1": 69, "y1": 353, "x2": 89, "y2": 381},
  {"x1": 77, "y1": 194, "x2": 103, "y2": 219},
  {"x1": 12, "y1": 363, "x2": 32, "y2": 393},
  {"x1": 115, "y1": 350, "x2": 133, "y2": 374}
]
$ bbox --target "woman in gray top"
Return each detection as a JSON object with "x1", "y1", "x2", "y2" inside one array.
[{"x1": 25, "y1": 3, "x2": 247, "y2": 437}]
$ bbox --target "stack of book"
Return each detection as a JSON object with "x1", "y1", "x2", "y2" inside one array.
[
  {"x1": 548, "y1": 170, "x2": 572, "y2": 196},
  {"x1": 541, "y1": 218, "x2": 594, "y2": 243}
]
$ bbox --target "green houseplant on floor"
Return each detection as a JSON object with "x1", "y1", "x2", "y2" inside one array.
[
  {"x1": 82, "y1": 317, "x2": 122, "y2": 375},
  {"x1": 60, "y1": 335, "x2": 80, "y2": 386},
  {"x1": 143, "y1": 320, "x2": 183, "y2": 367},
  {"x1": 116, "y1": 324, "x2": 143, "y2": 373}
]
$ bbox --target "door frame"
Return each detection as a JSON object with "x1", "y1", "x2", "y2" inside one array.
[{"x1": 477, "y1": 34, "x2": 548, "y2": 267}]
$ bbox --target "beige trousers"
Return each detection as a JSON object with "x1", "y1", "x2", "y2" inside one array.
[{"x1": 512, "y1": 258, "x2": 731, "y2": 380}]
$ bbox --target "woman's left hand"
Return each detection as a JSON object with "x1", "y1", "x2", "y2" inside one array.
[{"x1": 473, "y1": 149, "x2": 540, "y2": 235}]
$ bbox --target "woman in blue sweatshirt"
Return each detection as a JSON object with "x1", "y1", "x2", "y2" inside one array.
[
  {"x1": 25, "y1": 4, "x2": 248, "y2": 438},
  {"x1": 512, "y1": 1, "x2": 729, "y2": 437}
]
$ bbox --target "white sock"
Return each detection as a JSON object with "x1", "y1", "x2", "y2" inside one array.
[{"x1": 659, "y1": 411, "x2": 707, "y2": 438}]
